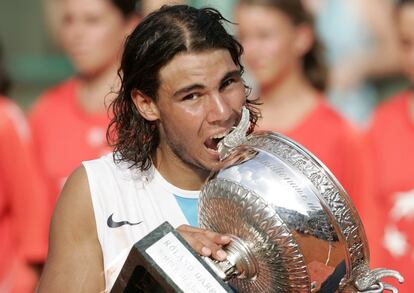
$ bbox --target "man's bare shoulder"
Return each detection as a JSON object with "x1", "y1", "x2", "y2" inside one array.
[
  {"x1": 38, "y1": 165, "x2": 105, "y2": 292},
  {"x1": 52, "y1": 165, "x2": 96, "y2": 235},
  {"x1": 57, "y1": 166, "x2": 90, "y2": 212}
]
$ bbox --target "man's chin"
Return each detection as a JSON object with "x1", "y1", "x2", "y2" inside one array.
[{"x1": 204, "y1": 159, "x2": 226, "y2": 172}]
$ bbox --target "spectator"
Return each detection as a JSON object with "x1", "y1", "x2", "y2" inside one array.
[
  {"x1": 0, "y1": 42, "x2": 49, "y2": 292},
  {"x1": 366, "y1": 0, "x2": 414, "y2": 291},
  {"x1": 29, "y1": 0, "x2": 140, "y2": 215}
]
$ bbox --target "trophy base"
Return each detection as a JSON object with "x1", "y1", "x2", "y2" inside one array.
[{"x1": 111, "y1": 222, "x2": 233, "y2": 293}]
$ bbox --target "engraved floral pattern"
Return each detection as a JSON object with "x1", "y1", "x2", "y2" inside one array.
[{"x1": 200, "y1": 179, "x2": 309, "y2": 292}]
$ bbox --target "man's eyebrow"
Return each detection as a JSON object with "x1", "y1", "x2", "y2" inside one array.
[
  {"x1": 172, "y1": 70, "x2": 242, "y2": 97},
  {"x1": 173, "y1": 84, "x2": 205, "y2": 97}
]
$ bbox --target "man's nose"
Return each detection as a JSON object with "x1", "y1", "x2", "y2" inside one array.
[{"x1": 206, "y1": 93, "x2": 233, "y2": 125}]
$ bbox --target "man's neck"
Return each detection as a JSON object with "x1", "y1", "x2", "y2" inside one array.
[{"x1": 153, "y1": 148, "x2": 209, "y2": 191}]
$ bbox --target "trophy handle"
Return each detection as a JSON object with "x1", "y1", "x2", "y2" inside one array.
[
  {"x1": 339, "y1": 264, "x2": 404, "y2": 293},
  {"x1": 218, "y1": 106, "x2": 250, "y2": 159}
]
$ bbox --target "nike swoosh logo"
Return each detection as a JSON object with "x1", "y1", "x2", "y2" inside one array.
[{"x1": 107, "y1": 213, "x2": 142, "y2": 228}]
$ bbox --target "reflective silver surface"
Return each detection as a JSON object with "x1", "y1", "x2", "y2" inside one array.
[{"x1": 200, "y1": 131, "x2": 403, "y2": 292}]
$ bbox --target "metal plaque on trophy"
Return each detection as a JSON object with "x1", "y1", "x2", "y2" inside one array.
[
  {"x1": 111, "y1": 221, "x2": 233, "y2": 293},
  {"x1": 112, "y1": 107, "x2": 404, "y2": 292}
]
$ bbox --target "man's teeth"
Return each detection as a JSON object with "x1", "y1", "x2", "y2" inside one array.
[{"x1": 211, "y1": 129, "x2": 231, "y2": 139}]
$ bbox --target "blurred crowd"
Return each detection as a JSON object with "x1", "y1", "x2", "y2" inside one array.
[{"x1": 0, "y1": 0, "x2": 413, "y2": 292}]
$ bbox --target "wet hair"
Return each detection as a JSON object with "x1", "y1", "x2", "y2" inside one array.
[
  {"x1": 239, "y1": 0, "x2": 327, "y2": 91},
  {"x1": 0, "y1": 43, "x2": 11, "y2": 96},
  {"x1": 107, "y1": 5, "x2": 260, "y2": 171},
  {"x1": 110, "y1": 0, "x2": 142, "y2": 17}
]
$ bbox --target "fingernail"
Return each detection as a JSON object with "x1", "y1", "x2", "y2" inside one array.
[
  {"x1": 217, "y1": 249, "x2": 227, "y2": 260},
  {"x1": 201, "y1": 246, "x2": 211, "y2": 256},
  {"x1": 221, "y1": 235, "x2": 231, "y2": 242}
]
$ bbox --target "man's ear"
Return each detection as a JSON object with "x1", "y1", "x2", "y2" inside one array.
[{"x1": 131, "y1": 89, "x2": 160, "y2": 121}]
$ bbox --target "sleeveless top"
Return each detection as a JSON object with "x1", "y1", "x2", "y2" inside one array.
[{"x1": 82, "y1": 153, "x2": 199, "y2": 291}]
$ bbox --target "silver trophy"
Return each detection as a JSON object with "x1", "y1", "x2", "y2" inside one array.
[
  {"x1": 112, "y1": 106, "x2": 404, "y2": 292},
  {"x1": 199, "y1": 106, "x2": 404, "y2": 292}
]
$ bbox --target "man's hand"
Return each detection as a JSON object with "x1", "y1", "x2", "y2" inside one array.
[{"x1": 176, "y1": 225, "x2": 231, "y2": 261}]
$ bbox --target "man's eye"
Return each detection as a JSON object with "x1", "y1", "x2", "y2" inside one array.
[
  {"x1": 221, "y1": 78, "x2": 236, "y2": 90},
  {"x1": 182, "y1": 93, "x2": 199, "y2": 101}
]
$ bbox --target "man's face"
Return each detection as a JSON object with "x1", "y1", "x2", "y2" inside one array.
[
  {"x1": 397, "y1": 4, "x2": 414, "y2": 83},
  {"x1": 154, "y1": 49, "x2": 246, "y2": 173}
]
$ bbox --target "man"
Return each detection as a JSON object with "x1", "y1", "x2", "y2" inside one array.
[{"x1": 38, "y1": 5, "x2": 258, "y2": 292}]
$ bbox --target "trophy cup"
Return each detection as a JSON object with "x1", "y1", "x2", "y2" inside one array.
[{"x1": 112, "y1": 107, "x2": 404, "y2": 292}]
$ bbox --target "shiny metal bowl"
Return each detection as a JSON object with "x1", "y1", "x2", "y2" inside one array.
[{"x1": 200, "y1": 131, "x2": 403, "y2": 292}]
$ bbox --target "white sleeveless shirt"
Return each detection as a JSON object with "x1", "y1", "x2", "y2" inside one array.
[{"x1": 82, "y1": 154, "x2": 199, "y2": 292}]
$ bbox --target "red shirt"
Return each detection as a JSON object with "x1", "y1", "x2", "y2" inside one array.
[
  {"x1": 257, "y1": 99, "x2": 379, "y2": 265},
  {"x1": 0, "y1": 97, "x2": 49, "y2": 290},
  {"x1": 366, "y1": 91, "x2": 414, "y2": 293},
  {"x1": 29, "y1": 79, "x2": 111, "y2": 211}
]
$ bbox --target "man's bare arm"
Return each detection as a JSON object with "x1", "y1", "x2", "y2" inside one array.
[{"x1": 38, "y1": 166, "x2": 105, "y2": 292}]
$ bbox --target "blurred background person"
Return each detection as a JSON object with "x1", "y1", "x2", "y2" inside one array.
[
  {"x1": 0, "y1": 42, "x2": 49, "y2": 292},
  {"x1": 366, "y1": 0, "x2": 414, "y2": 291},
  {"x1": 29, "y1": 0, "x2": 140, "y2": 219},
  {"x1": 234, "y1": 0, "x2": 380, "y2": 266},
  {"x1": 304, "y1": 0, "x2": 403, "y2": 126}
]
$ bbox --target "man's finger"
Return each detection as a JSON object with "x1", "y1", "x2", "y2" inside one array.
[
  {"x1": 203, "y1": 230, "x2": 232, "y2": 245},
  {"x1": 193, "y1": 234, "x2": 228, "y2": 261}
]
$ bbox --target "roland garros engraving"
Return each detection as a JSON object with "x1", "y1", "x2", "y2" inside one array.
[{"x1": 200, "y1": 179, "x2": 309, "y2": 292}]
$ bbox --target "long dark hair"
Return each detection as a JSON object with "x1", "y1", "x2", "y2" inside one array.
[
  {"x1": 239, "y1": 0, "x2": 327, "y2": 91},
  {"x1": 107, "y1": 5, "x2": 259, "y2": 171}
]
